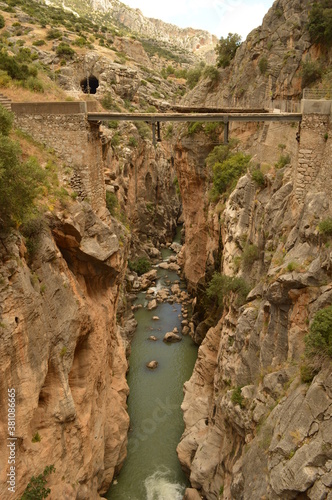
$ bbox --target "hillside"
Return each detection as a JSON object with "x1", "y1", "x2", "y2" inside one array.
[
  {"x1": 184, "y1": 0, "x2": 332, "y2": 109},
  {"x1": 48, "y1": 0, "x2": 217, "y2": 63}
]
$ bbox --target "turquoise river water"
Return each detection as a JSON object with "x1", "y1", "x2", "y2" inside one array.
[{"x1": 106, "y1": 248, "x2": 198, "y2": 500}]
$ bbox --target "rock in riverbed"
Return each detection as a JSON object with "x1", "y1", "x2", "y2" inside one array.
[
  {"x1": 163, "y1": 331, "x2": 182, "y2": 343},
  {"x1": 146, "y1": 360, "x2": 158, "y2": 369}
]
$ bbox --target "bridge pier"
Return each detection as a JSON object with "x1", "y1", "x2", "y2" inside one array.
[{"x1": 224, "y1": 118, "x2": 229, "y2": 144}]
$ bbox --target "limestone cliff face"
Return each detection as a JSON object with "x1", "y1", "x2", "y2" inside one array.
[
  {"x1": 103, "y1": 125, "x2": 181, "y2": 258},
  {"x1": 174, "y1": 133, "x2": 220, "y2": 292},
  {"x1": 177, "y1": 113, "x2": 332, "y2": 498},
  {"x1": 0, "y1": 204, "x2": 130, "y2": 498},
  {"x1": 88, "y1": 0, "x2": 217, "y2": 62},
  {"x1": 183, "y1": 0, "x2": 325, "y2": 109}
]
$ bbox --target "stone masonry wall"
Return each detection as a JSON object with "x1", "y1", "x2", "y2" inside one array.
[
  {"x1": 294, "y1": 100, "x2": 332, "y2": 204},
  {"x1": 13, "y1": 103, "x2": 105, "y2": 215}
]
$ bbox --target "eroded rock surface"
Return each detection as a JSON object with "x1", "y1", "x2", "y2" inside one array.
[{"x1": 0, "y1": 204, "x2": 130, "y2": 498}]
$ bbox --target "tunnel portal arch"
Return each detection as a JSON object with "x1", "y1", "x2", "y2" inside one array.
[{"x1": 80, "y1": 75, "x2": 99, "y2": 94}]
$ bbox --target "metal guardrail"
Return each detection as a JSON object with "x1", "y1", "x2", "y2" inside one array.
[{"x1": 303, "y1": 88, "x2": 332, "y2": 100}]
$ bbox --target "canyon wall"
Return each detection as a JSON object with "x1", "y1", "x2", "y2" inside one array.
[
  {"x1": 103, "y1": 123, "x2": 181, "y2": 258},
  {"x1": 0, "y1": 204, "x2": 130, "y2": 498},
  {"x1": 177, "y1": 104, "x2": 332, "y2": 498}
]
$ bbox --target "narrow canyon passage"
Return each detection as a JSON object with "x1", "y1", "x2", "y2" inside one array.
[{"x1": 106, "y1": 245, "x2": 198, "y2": 499}]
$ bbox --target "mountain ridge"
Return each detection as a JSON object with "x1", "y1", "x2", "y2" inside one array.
[{"x1": 47, "y1": 0, "x2": 218, "y2": 62}]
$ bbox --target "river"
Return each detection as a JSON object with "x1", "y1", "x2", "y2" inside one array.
[{"x1": 106, "y1": 245, "x2": 198, "y2": 500}]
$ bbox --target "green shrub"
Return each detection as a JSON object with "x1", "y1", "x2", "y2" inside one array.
[
  {"x1": 204, "y1": 122, "x2": 220, "y2": 140},
  {"x1": 165, "y1": 124, "x2": 173, "y2": 138},
  {"x1": 108, "y1": 120, "x2": 119, "y2": 129},
  {"x1": 0, "y1": 105, "x2": 13, "y2": 135},
  {"x1": 0, "y1": 51, "x2": 28, "y2": 80},
  {"x1": 206, "y1": 273, "x2": 250, "y2": 307},
  {"x1": 0, "y1": 70, "x2": 11, "y2": 87},
  {"x1": 206, "y1": 143, "x2": 233, "y2": 169},
  {"x1": 73, "y1": 36, "x2": 88, "y2": 47},
  {"x1": 32, "y1": 431, "x2": 41, "y2": 443},
  {"x1": 251, "y1": 168, "x2": 265, "y2": 187},
  {"x1": 46, "y1": 29, "x2": 62, "y2": 40},
  {"x1": 0, "y1": 14, "x2": 5, "y2": 29},
  {"x1": 286, "y1": 261, "x2": 300, "y2": 272},
  {"x1": 305, "y1": 305, "x2": 332, "y2": 358},
  {"x1": 128, "y1": 257, "x2": 151, "y2": 276},
  {"x1": 21, "y1": 465, "x2": 55, "y2": 500},
  {"x1": 111, "y1": 133, "x2": 120, "y2": 147},
  {"x1": 211, "y1": 152, "x2": 251, "y2": 198},
  {"x1": 187, "y1": 122, "x2": 203, "y2": 135},
  {"x1": 318, "y1": 217, "x2": 332, "y2": 236},
  {"x1": 300, "y1": 363, "x2": 316, "y2": 383},
  {"x1": 258, "y1": 56, "x2": 268, "y2": 74},
  {"x1": 60, "y1": 346, "x2": 67, "y2": 357},
  {"x1": 308, "y1": 0, "x2": 332, "y2": 47},
  {"x1": 56, "y1": 43, "x2": 75, "y2": 58},
  {"x1": 25, "y1": 76, "x2": 44, "y2": 93},
  {"x1": 301, "y1": 60, "x2": 323, "y2": 88},
  {"x1": 0, "y1": 132, "x2": 47, "y2": 230},
  {"x1": 275, "y1": 153, "x2": 291, "y2": 169},
  {"x1": 275, "y1": 8, "x2": 284, "y2": 19},
  {"x1": 21, "y1": 215, "x2": 45, "y2": 258},
  {"x1": 215, "y1": 32, "x2": 242, "y2": 68},
  {"x1": 101, "y1": 93, "x2": 120, "y2": 112},
  {"x1": 32, "y1": 39, "x2": 46, "y2": 47},
  {"x1": 105, "y1": 191, "x2": 118, "y2": 215},
  {"x1": 242, "y1": 244, "x2": 259, "y2": 271},
  {"x1": 128, "y1": 136, "x2": 138, "y2": 147},
  {"x1": 135, "y1": 121, "x2": 151, "y2": 139},
  {"x1": 231, "y1": 386, "x2": 244, "y2": 408},
  {"x1": 186, "y1": 67, "x2": 202, "y2": 89},
  {"x1": 203, "y1": 65, "x2": 219, "y2": 82}
]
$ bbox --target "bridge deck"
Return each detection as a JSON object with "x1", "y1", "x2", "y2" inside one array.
[{"x1": 87, "y1": 112, "x2": 302, "y2": 124}]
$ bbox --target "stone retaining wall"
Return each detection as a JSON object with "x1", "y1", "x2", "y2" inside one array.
[
  {"x1": 295, "y1": 100, "x2": 331, "y2": 204},
  {"x1": 13, "y1": 102, "x2": 105, "y2": 214}
]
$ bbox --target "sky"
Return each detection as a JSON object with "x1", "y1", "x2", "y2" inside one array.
[{"x1": 122, "y1": 0, "x2": 275, "y2": 40}]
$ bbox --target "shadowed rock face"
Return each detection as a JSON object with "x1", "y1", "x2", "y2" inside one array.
[{"x1": 0, "y1": 203, "x2": 130, "y2": 499}]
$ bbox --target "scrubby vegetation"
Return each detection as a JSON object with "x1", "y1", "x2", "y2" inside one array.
[
  {"x1": 305, "y1": 305, "x2": 332, "y2": 359},
  {"x1": 308, "y1": 0, "x2": 332, "y2": 47},
  {"x1": 128, "y1": 257, "x2": 152, "y2": 276},
  {"x1": 206, "y1": 273, "x2": 250, "y2": 308},
  {"x1": 21, "y1": 465, "x2": 55, "y2": 500},
  {"x1": 0, "y1": 107, "x2": 47, "y2": 230},
  {"x1": 318, "y1": 217, "x2": 332, "y2": 237},
  {"x1": 215, "y1": 33, "x2": 242, "y2": 68},
  {"x1": 207, "y1": 143, "x2": 251, "y2": 201}
]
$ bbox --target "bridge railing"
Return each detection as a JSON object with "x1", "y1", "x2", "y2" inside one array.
[
  {"x1": 265, "y1": 98, "x2": 302, "y2": 113},
  {"x1": 303, "y1": 88, "x2": 332, "y2": 100}
]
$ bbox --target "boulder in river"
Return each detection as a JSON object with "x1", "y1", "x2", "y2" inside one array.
[
  {"x1": 148, "y1": 336, "x2": 158, "y2": 341},
  {"x1": 163, "y1": 331, "x2": 182, "y2": 343},
  {"x1": 147, "y1": 299, "x2": 157, "y2": 310},
  {"x1": 152, "y1": 316, "x2": 160, "y2": 321},
  {"x1": 146, "y1": 360, "x2": 158, "y2": 369}
]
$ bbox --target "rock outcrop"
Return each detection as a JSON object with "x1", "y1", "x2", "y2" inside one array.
[
  {"x1": 183, "y1": 0, "x2": 327, "y2": 109},
  {"x1": 177, "y1": 110, "x2": 332, "y2": 498},
  {"x1": 104, "y1": 132, "x2": 181, "y2": 257},
  {"x1": 0, "y1": 203, "x2": 130, "y2": 498}
]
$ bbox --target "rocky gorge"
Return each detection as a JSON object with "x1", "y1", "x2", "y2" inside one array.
[{"x1": 0, "y1": 0, "x2": 332, "y2": 498}]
